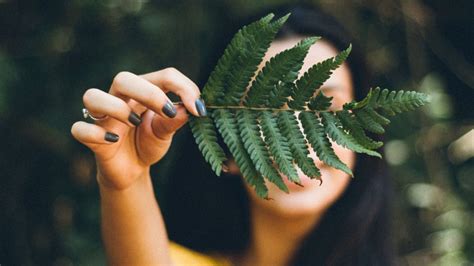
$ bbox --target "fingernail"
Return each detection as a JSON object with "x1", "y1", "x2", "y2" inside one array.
[
  {"x1": 128, "y1": 111, "x2": 142, "y2": 126},
  {"x1": 162, "y1": 100, "x2": 177, "y2": 118},
  {"x1": 195, "y1": 98, "x2": 207, "y2": 117},
  {"x1": 105, "y1": 132, "x2": 119, "y2": 143}
]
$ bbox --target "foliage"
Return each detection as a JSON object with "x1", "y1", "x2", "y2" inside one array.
[
  {"x1": 0, "y1": 1, "x2": 470, "y2": 264},
  {"x1": 189, "y1": 14, "x2": 430, "y2": 198}
]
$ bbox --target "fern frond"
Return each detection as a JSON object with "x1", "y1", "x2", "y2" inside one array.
[
  {"x1": 213, "y1": 109, "x2": 268, "y2": 198},
  {"x1": 237, "y1": 110, "x2": 289, "y2": 193},
  {"x1": 267, "y1": 82, "x2": 294, "y2": 108},
  {"x1": 277, "y1": 111, "x2": 321, "y2": 181},
  {"x1": 336, "y1": 110, "x2": 383, "y2": 149},
  {"x1": 350, "y1": 87, "x2": 430, "y2": 115},
  {"x1": 320, "y1": 112, "x2": 381, "y2": 158},
  {"x1": 245, "y1": 37, "x2": 319, "y2": 107},
  {"x1": 288, "y1": 44, "x2": 352, "y2": 109},
  {"x1": 380, "y1": 89, "x2": 430, "y2": 114},
  {"x1": 299, "y1": 111, "x2": 353, "y2": 176},
  {"x1": 354, "y1": 109, "x2": 385, "y2": 134},
  {"x1": 365, "y1": 108, "x2": 390, "y2": 125},
  {"x1": 219, "y1": 14, "x2": 289, "y2": 106},
  {"x1": 260, "y1": 111, "x2": 300, "y2": 184},
  {"x1": 308, "y1": 91, "x2": 333, "y2": 111},
  {"x1": 189, "y1": 115, "x2": 227, "y2": 176},
  {"x1": 201, "y1": 13, "x2": 275, "y2": 105},
  {"x1": 186, "y1": 14, "x2": 430, "y2": 198}
]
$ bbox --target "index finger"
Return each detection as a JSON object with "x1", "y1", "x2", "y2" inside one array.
[{"x1": 109, "y1": 71, "x2": 178, "y2": 119}]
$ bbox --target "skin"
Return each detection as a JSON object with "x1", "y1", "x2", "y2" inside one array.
[{"x1": 71, "y1": 37, "x2": 355, "y2": 266}]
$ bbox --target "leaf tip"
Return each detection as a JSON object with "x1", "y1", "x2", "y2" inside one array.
[
  {"x1": 422, "y1": 93, "x2": 431, "y2": 104},
  {"x1": 261, "y1": 13, "x2": 275, "y2": 22},
  {"x1": 280, "y1": 12, "x2": 291, "y2": 22},
  {"x1": 303, "y1": 36, "x2": 320, "y2": 46},
  {"x1": 346, "y1": 168, "x2": 354, "y2": 177}
]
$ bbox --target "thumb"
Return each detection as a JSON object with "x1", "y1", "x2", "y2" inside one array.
[{"x1": 135, "y1": 106, "x2": 189, "y2": 164}]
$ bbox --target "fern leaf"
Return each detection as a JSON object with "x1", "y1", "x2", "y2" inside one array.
[
  {"x1": 381, "y1": 90, "x2": 430, "y2": 114},
  {"x1": 237, "y1": 110, "x2": 289, "y2": 193},
  {"x1": 320, "y1": 112, "x2": 381, "y2": 158},
  {"x1": 277, "y1": 111, "x2": 321, "y2": 181},
  {"x1": 308, "y1": 91, "x2": 333, "y2": 111},
  {"x1": 219, "y1": 14, "x2": 289, "y2": 105},
  {"x1": 354, "y1": 109, "x2": 385, "y2": 134},
  {"x1": 189, "y1": 115, "x2": 227, "y2": 176},
  {"x1": 336, "y1": 110, "x2": 383, "y2": 149},
  {"x1": 299, "y1": 111, "x2": 353, "y2": 176},
  {"x1": 213, "y1": 109, "x2": 268, "y2": 198},
  {"x1": 260, "y1": 111, "x2": 300, "y2": 184},
  {"x1": 351, "y1": 87, "x2": 430, "y2": 115},
  {"x1": 201, "y1": 13, "x2": 275, "y2": 105},
  {"x1": 267, "y1": 82, "x2": 294, "y2": 108},
  {"x1": 187, "y1": 14, "x2": 431, "y2": 198},
  {"x1": 365, "y1": 108, "x2": 390, "y2": 125},
  {"x1": 245, "y1": 37, "x2": 319, "y2": 107},
  {"x1": 288, "y1": 44, "x2": 352, "y2": 109},
  {"x1": 376, "y1": 89, "x2": 397, "y2": 116}
]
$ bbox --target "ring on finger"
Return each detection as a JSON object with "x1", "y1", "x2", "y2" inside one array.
[{"x1": 82, "y1": 108, "x2": 108, "y2": 121}]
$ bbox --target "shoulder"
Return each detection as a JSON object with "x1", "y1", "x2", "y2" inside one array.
[{"x1": 169, "y1": 242, "x2": 232, "y2": 266}]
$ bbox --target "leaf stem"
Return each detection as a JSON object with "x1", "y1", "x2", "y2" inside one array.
[
  {"x1": 206, "y1": 105, "x2": 304, "y2": 112},
  {"x1": 173, "y1": 101, "x2": 323, "y2": 112}
]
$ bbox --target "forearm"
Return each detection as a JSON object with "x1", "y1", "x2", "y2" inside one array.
[{"x1": 99, "y1": 173, "x2": 171, "y2": 265}]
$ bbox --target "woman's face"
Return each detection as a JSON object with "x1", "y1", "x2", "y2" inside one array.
[{"x1": 228, "y1": 37, "x2": 356, "y2": 218}]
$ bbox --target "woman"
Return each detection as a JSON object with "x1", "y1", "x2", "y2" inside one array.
[{"x1": 71, "y1": 4, "x2": 394, "y2": 265}]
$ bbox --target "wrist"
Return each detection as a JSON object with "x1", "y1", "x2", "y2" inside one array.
[{"x1": 97, "y1": 168, "x2": 152, "y2": 192}]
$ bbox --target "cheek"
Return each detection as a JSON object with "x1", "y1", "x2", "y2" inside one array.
[{"x1": 307, "y1": 142, "x2": 354, "y2": 205}]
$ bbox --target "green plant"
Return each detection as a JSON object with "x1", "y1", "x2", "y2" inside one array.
[{"x1": 189, "y1": 13, "x2": 429, "y2": 198}]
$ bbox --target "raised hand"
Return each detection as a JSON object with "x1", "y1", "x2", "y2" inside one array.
[{"x1": 71, "y1": 68, "x2": 206, "y2": 190}]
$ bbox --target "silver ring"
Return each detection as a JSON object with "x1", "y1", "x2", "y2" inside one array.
[{"x1": 82, "y1": 108, "x2": 108, "y2": 121}]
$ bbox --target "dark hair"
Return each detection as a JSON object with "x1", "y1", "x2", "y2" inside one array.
[{"x1": 162, "y1": 4, "x2": 395, "y2": 265}]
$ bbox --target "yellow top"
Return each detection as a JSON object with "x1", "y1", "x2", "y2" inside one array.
[{"x1": 169, "y1": 242, "x2": 232, "y2": 266}]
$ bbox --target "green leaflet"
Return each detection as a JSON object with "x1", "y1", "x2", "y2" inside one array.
[
  {"x1": 350, "y1": 87, "x2": 430, "y2": 114},
  {"x1": 187, "y1": 14, "x2": 429, "y2": 198},
  {"x1": 320, "y1": 112, "x2": 381, "y2": 158},
  {"x1": 237, "y1": 109, "x2": 288, "y2": 193},
  {"x1": 354, "y1": 109, "x2": 385, "y2": 134},
  {"x1": 277, "y1": 111, "x2": 322, "y2": 181},
  {"x1": 189, "y1": 115, "x2": 226, "y2": 175},
  {"x1": 213, "y1": 109, "x2": 268, "y2": 198},
  {"x1": 336, "y1": 110, "x2": 383, "y2": 150},
  {"x1": 299, "y1": 111, "x2": 353, "y2": 176},
  {"x1": 267, "y1": 82, "x2": 294, "y2": 109},
  {"x1": 308, "y1": 91, "x2": 333, "y2": 111},
  {"x1": 245, "y1": 37, "x2": 319, "y2": 107},
  {"x1": 218, "y1": 14, "x2": 289, "y2": 106},
  {"x1": 288, "y1": 44, "x2": 352, "y2": 110},
  {"x1": 201, "y1": 13, "x2": 275, "y2": 105},
  {"x1": 260, "y1": 111, "x2": 300, "y2": 184}
]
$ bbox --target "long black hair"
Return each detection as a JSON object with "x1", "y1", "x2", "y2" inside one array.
[{"x1": 162, "y1": 4, "x2": 395, "y2": 265}]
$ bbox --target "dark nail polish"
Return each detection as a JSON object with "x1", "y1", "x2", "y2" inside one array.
[
  {"x1": 128, "y1": 112, "x2": 142, "y2": 126},
  {"x1": 105, "y1": 132, "x2": 119, "y2": 143},
  {"x1": 195, "y1": 98, "x2": 207, "y2": 117},
  {"x1": 162, "y1": 101, "x2": 177, "y2": 118}
]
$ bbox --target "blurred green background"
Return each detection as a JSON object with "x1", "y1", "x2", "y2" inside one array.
[{"x1": 1, "y1": 0, "x2": 473, "y2": 265}]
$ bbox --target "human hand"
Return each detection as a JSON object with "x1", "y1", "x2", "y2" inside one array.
[{"x1": 71, "y1": 68, "x2": 206, "y2": 190}]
